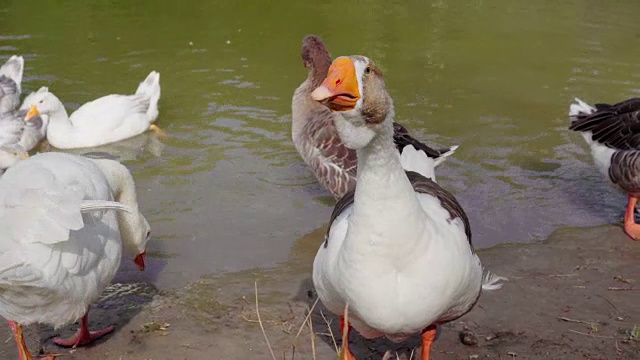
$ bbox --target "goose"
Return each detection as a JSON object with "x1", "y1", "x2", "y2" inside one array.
[
  {"x1": 0, "y1": 105, "x2": 46, "y2": 151},
  {"x1": 0, "y1": 55, "x2": 23, "y2": 114},
  {"x1": 0, "y1": 152, "x2": 150, "y2": 359},
  {"x1": 0, "y1": 106, "x2": 48, "y2": 152},
  {"x1": 0, "y1": 145, "x2": 28, "y2": 175},
  {"x1": 310, "y1": 56, "x2": 502, "y2": 360},
  {"x1": 22, "y1": 71, "x2": 163, "y2": 149},
  {"x1": 569, "y1": 97, "x2": 640, "y2": 240},
  {"x1": 292, "y1": 35, "x2": 457, "y2": 199}
]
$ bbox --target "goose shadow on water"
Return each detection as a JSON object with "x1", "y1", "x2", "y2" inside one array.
[
  {"x1": 37, "y1": 131, "x2": 166, "y2": 161},
  {"x1": 0, "y1": 139, "x2": 171, "y2": 357}
]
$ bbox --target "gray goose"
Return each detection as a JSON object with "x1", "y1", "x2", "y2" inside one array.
[
  {"x1": 0, "y1": 106, "x2": 46, "y2": 152},
  {"x1": 569, "y1": 97, "x2": 640, "y2": 240},
  {"x1": 0, "y1": 55, "x2": 24, "y2": 114},
  {"x1": 292, "y1": 35, "x2": 457, "y2": 199}
]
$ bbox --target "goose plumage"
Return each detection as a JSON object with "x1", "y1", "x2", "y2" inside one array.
[
  {"x1": 21, "y1": 71, "x2": 162, "y2": 149},
  {"x1": 311, "y1": 55, "x2": 502, "y2": 360},
  {"x1": 0, "y1": 55, "x2": 23, "y2": 114},
  {"x1": 292, "y1": 35, "x2": 457, "y2": 199},
  {"x1": 0, "y1": 106, "x2": 48, "y2": 152},
  {"x1": 569, "y1": 97, "x2": 640, "y2": 240},
  {"x1": 0, "y1": 152, "x2": 150, "y2": 358},
  {"x1": 0, "y1": 145, "x2": 28, "y2": 176}
]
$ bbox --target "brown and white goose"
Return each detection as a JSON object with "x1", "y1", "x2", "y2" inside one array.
[
  {"x1": 292, "y1": 35, "x2": 457, "y2": 199},
  {"x1": 311, "y1": 55, "x2": 502, "y2": 360},
  {"x1": 569, "y1": 97, "x2": 640, "y2": 240}
]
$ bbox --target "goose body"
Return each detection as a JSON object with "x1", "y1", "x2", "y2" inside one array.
[
  {"x1": 569, "y1": 97, "x2": 640, "y2": 240},
  {"x1": 0, "y1": 55, "x2": 23, "y2": 114},
  {"x1": 292, "y1": 36, "x2": 456, "y2": 199},
  {"x1": 22, "y1": 71, "x2": 161, "y2": 149},
  {"x1": 0, "y1": 152, "x2": 150, "y2": 357},
  {"x1": 311, "y1": 56, "x2": 501, "y2": 359}
]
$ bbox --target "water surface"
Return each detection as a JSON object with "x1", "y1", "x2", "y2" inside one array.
[{"x1": 2, "y1": 0, "x2": 639, "y2": 287}]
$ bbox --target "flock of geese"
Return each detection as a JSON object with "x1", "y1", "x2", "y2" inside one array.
[{"x1": 0, "y1": 34, "x2": 638, "y2": 359}]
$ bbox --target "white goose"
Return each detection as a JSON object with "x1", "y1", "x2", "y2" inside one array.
[
  {"x1": 22, "y1": 71, "x2": 162, "y2": 149},
  {"x1": 0, "y1": 145, "x2": 28, "y2": 175},
  {"x1": 0, "y1": 55, "x2": 23, "y2": 114},
  {"x1": 0, "y1": 152, "x2": 150, "y2": 359},
  {"x1": 310, "y1": 56, "x2": 502, "y2": 360}
]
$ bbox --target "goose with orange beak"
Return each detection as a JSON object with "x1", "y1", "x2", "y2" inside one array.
[
  {"x1": 0, "y1": 105, "x2": 48, "y2": 152},
  {"x1": 291, "y1": 35, "x2": 457, "y2": 199},
  {"x1": 311, "y1": 56, "x2": 503, "y2": 360}
]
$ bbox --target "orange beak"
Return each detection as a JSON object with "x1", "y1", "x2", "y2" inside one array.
[
  {"x1": 134, "y1": 251, "x2": 146, "y2": 271},
  {"x1": 25, "y1": 105, "x2": 39, "y2": 121},
  {"x1": 311, "y1": 57, "x2": 360, "y2": 111}
]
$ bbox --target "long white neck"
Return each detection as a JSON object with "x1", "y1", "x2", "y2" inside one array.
[
  {"x1": 89, "y1": 158, "x2": 141, "y2": 254},
  {"x1": 344, "y1": 115, "x2": 426, "y2": 255},
  {"x1": 44, "y1": 103, "x2": 83, "y2": 149}
]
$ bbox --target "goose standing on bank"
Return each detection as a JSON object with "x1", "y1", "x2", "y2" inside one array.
[
  {"x1": 0, "y1": 55, "x2": 23, "y2": 114},
  {"x1": 292, "y1": 35, "x2": 457, "y2": 199},
  {"x1": 311, "y1": 56, "x2": 502, "y2": 360},
  {"x1": 569, "y1": 97, "x2": 640, "y2": 240},
  {"x1": 21, "y1": 71, "x2": 163, "y2": 149},
  {"x1": 0, "y1": 152, "x2": 150, "y2": 359}
]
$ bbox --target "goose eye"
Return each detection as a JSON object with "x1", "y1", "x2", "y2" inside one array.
[
  {"x1": 39, "y1": 100, "x2": 44, "y2": 104},
  {"x1": 364, "y1": 66, "x2": 372, "y2": 75},
  {"x1": 146, "y1": 230, "x2": 151, "y2": 238}
]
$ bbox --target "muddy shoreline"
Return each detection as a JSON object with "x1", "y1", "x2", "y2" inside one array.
[{"x1": 1, "y1": 224, "x2": 638, "y2": 360}]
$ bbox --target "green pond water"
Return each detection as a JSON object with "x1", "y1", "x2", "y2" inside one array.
[{"x1": 2, "y1": 0, "x2": 639, "y2": 287}]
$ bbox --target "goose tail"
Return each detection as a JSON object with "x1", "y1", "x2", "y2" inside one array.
[
  {"x1": 569, "y1": 97, "x2": 596, "y2": 118},
  {"x1": 135, "y1": 71, "x2": 161, "y2": 122},
  {"x1": 481, "y1": 269, "x2": 506, "y2": 291},
  {"x1": 433, "y1": 145, "x2": 459, "y2": 167},
  {"x1": 0, "y1": 55, "x2": 24, "y2": 94}
]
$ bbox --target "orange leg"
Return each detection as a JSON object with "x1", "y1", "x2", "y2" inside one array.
[
  {"x1": 53, "y1": 311, "x2": 114, "y2": 348},
  {"x1": 338, "y1": 316, "x2": 356, "y2": 360},
  {"x1": 420, "y1": 325, "x2": 437, "y2": 360},
  {"x1": 7, "y1": 321, "x2": 58, "y2": 360},
  {"x1": 149, "y1": 124, "x2": 167, "y2": 138},
  {"x1": 623, "y1": 195, "x2": 640, "y2": 241}
]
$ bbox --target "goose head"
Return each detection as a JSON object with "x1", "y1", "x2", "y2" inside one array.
[
  {"x1": 20, "y1": 87, "x2": 65, "y2": 119},
  {"x1": 311, "y1": 56, "x2": 393, "y2": 149},
  {"x1": 130, "y1": 215, "x2": 151, "y2": 271},
  {"x1": 0, "y1": 144, "x2": 28, "y2": 171}
]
